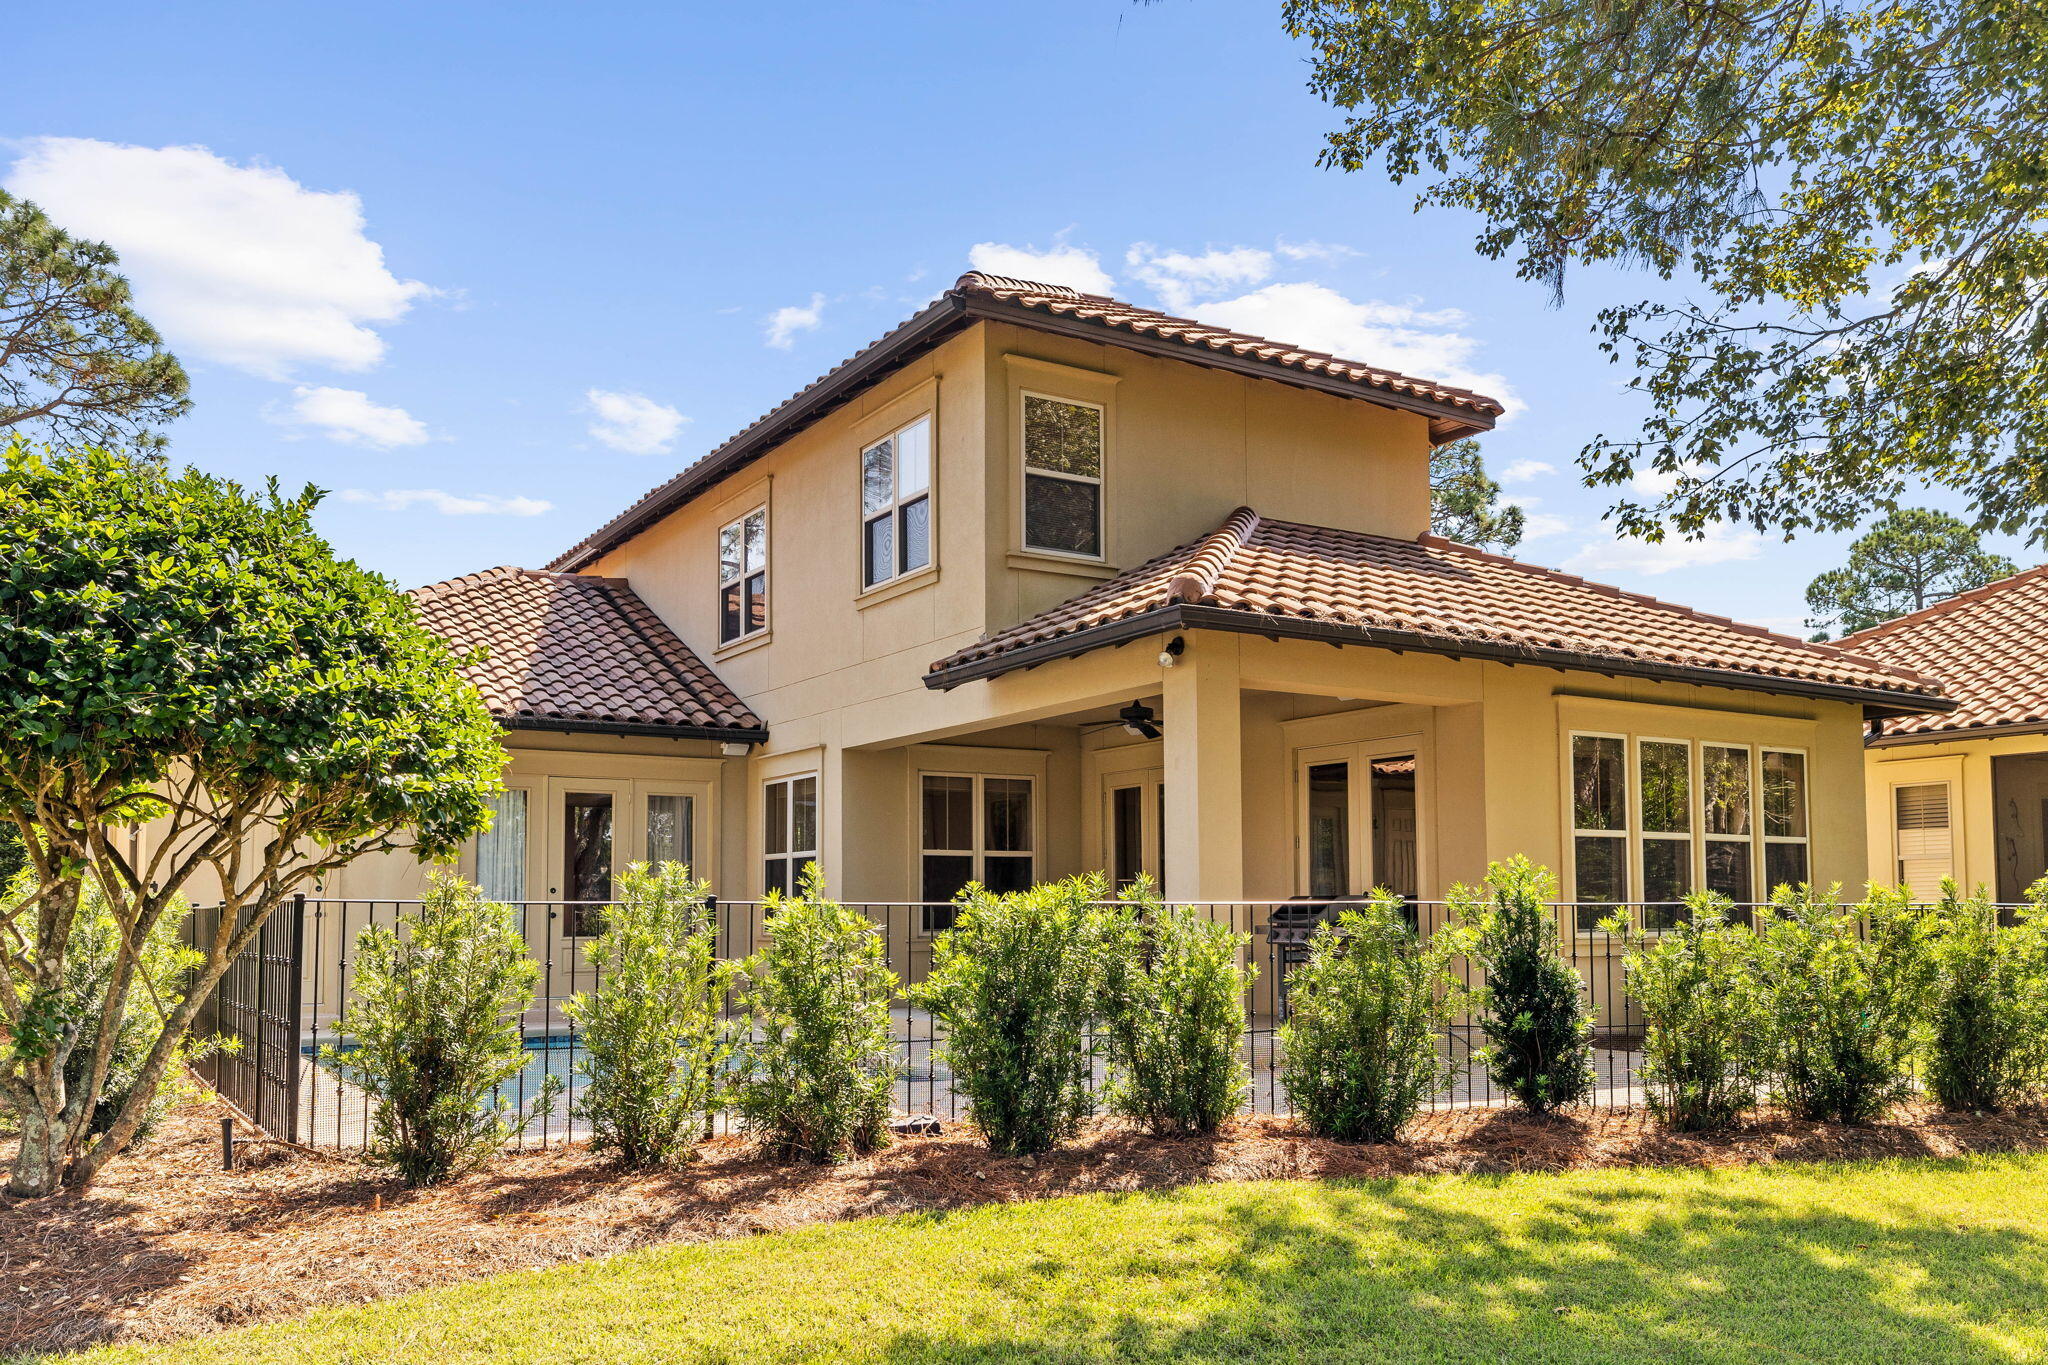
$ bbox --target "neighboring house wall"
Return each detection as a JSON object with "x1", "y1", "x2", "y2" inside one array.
[{"x1": 1865, "y1": 732, "x2": 2048, "y2": 900}]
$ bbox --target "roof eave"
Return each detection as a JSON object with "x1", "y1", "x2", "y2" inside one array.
[
  {"x1": 923, "y1": 604, "x2": 1953, "y2": 716},
  {"x1": 500, "y1": 715, "x2": 770, "y2": 744},
  {"x1": 1868, "y1": 716, "x2": 2048, "y2": 748}
]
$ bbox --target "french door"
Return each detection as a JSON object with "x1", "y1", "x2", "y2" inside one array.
[
  {"x1": 1294, "y1": 742, "x2": 1424, "y2": 904},
  {"x1": 1103, "y1": 768, "x2": 1166, "y2": 892}
]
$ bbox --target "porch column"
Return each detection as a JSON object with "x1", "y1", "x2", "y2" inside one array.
[{"x1": 1162, "y1": 633, "x2": 1244, "y2": 904}]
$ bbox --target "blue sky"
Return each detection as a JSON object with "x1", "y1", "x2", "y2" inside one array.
[{"x1": 9, "y1": 1, "x2": 2026, "y2": 635}]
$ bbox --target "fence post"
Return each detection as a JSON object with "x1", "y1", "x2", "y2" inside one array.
[
  {"x1": 252, "y1": 899, "x2": 268, "y2": 1131},
  {"x1": 283, "y1": 893, "x2": 306, "y2": 1144}
]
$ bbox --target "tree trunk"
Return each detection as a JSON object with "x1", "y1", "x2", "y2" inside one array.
[{"x1": 7, "y1": 1103, "x2": 68, "y2": 1197}]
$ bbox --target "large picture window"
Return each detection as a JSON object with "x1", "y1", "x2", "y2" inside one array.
[
  {"x1": 920, "y1": 773, "x2": 1034, "y2": 933},
  {"x1": 764, "y1": 774, "x2": 817, "y2": 896},
  {"x1": 861, "y1": 415, "x2": 933, "y2": 588},
  {"x1": 1021, "y1": 394, "x2": 1103, "y2": 558},
  {"x1": 718, "y1": 507, "x2": 768, "y2": 645}
]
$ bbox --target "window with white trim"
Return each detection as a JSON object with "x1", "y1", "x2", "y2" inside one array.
[
  {"x1": 763, "y1": 774, "x2": 817, "y2": 896},
  {"x1": 1637, "y1": 740, "x2": 1693, "y2": 930},
  {"x1": 718, "y1": 507, "x2": 768, "y2": 645},
  {"x1": 919, "y1": 773, "x2": 1034, "y2": 934},
  {"x1": 1570, "y1": 734, "x2": 1629, "y2": 930},
  {"x1": 1021, "y1": 393, "x2": 1103, "y2": 558},
  {"x1": 861, "y1": 415, "x2": 933, "y2": 588},
  {"x1": 1894, "y1": 782, "x2": 1952, "y2": 900},
  {"x1": 1761, "y1": 749, "x2": 1810, "y2": 892}
]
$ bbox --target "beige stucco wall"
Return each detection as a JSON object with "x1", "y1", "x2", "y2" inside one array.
[{"x1": 1864, "y1": 730, "x2": 2048, "y2": 899}]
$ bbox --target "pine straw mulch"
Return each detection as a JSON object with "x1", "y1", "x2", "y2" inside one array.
[{"x1": 8, "y1": 1097, "x2": 2048, "y2": 1357}]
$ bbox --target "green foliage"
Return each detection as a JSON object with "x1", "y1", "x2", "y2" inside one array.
[
  {"x1": 0, "y1": 443, "x2": 501, "y2": 1193},
  {"x1": 0, "y1": 191, "x2": 190, "y2": 453},
  {"x1": 1925, "y1": 884, "x2": 2047, "y2": 1113},
  {"x1": 1098, "y1": 884, "x2": 1252, "y2": 1136},
  {"x1": 567, "y1": 864, "x2": 735, "y2": 1167},
  {"x1": 325, "y1": 876, "x2": 548, "y2": 1186},
  {"x1": 1428, "y1": 439, "x2": 1524, "y2": 551},
  {"x1": 911, "y1": 876, "x2": 1104, "y2": 1156},
  {"x1": 734, "y1": 866, "x2": 898, "y2": 1163},
  {"x1": 1279, "y1": 895, "x2": 1466, "y2": 1143},
  {"x1": 1755, "y1": 886, "x2": 1938, "y2": 1125},
  {"x1": 1284, "y1": 0, "x2": 2048, "y2": 547},
  {"x1": 2, "y1": 867, "x2": 205, "y2": 1143},
  {"x1": 1455, "y1": 857, "x2": 1595, "y2": 1113},
  {"x1": 1805, "y1": 510, "x2": 2018, "y2": 637},
  {"x1": 1610, "y1": 898, "x2": 1766, "y2": 1131}
]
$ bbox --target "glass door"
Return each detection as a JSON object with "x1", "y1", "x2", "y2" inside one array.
[
  {"x1": 1295, "y1": 745, "x2": 1424, "y2": 906},
  {"x1": 546, "y1": 778, "x2": 630, "y2": 937},
  {"x1": 1104, "y1": 770, "x2": 1165, "y2": 891}
]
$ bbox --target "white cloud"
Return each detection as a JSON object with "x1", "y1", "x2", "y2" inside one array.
[
  {"x1": 1499, "y1": 496, "x2": 1570, "y2": 540},
  {"x1": 764, "y1": 293, "x2": 826, "y2": 350},
  {"x1": 1275, "y1": 238, "x2": 1360, "y2": 265},
  {"x1": 1125, "y1": 243, "x2": 1274, "y2": 312},
  {"x1": 1630, "y1": 460, "x2": 1711, "y2": 496},
  {"x1": 584, "y1": 388, "x2": 687, "y2": 455},
  {"x1": 1197, "y1": 282, "x2": 1520, "y2": 415},
  {"x1": 339, "y1": 488, "x2": 552, "y2": 517},
  {"x1": 966, "y1": 240, "x2": 1115, "y2": 295},
  {"x1": 1561, "y1": 524, "x2": 1766, "y2": 577},
  {"x1": 268, "y1": 385, "x2": 428, "y2": 448},
  {"x1": 5, "y1": 138, "x2": 430, "y2": 379},
  {"x1": 1499, "y1": 459, "x2": 1556, "y2": 484}
]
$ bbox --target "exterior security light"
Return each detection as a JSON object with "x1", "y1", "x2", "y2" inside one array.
[{"x1": 1158, "y1": 635, "x2": 1186, "y2": 668}]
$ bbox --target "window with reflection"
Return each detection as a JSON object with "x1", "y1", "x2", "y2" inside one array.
[
  {"x1": 1022, "y1": 394, "x2": 1103, "y2": 557},
  {"x1": 861, "y1": 416, "x2": 933, "y2": 588},
  {"x1": 1702, "y1": 744, "x2": 1753, "y2": 905},
  {"x1": 1762, "y1": 750, "x2": 1810, "y2": 893},
  {"x1": 718, "y1": 507, "x2": 768, "y2": 645},
  {"x1": 562, "y1": 791, "x2": 613, "y2": 936},
  {"x1": 1571, "y1": 735, "x2": 1628, "y2": 929},
  {"x1": 1638, "y1": 740, "x2": 1692, "y2": 929},
  {"x1": 763, "y1": 775, "x2": 817, "y2": 896},
  {"x1": 920, "y1": 773, "x2": 1035, "y2": 933}
]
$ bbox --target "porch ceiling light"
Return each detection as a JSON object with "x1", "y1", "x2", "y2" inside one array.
[{"x1": 1119, "y1": 700, "x2": 1161, "y2": 740}]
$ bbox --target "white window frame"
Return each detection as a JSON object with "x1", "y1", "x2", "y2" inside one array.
[
  {"x1": 918, "y1": 771, "x2": 1037, "y2": 935},
  {"x1": 1018, "y1": 390, "x2": 1106, "y2": 561},
  {"x1": 1892, "y1": 779, "x2": 1955, "y2": 900},
  {"x1": 1760, "y1": 747, "x2": 1812, "y2": 893},
  {"x1": 860, "y1": 414, "x2": 934, "y2": 589},
  {"x1": 1699, "y1": 742, "x2": 1756, "y2": 908},
  {"x1": 1568, "y1": 730, "x2": 1631, "y2": 929},
  {"x1": 763, "y1": 773, "x2": 818, "y2": 897},
  {"x1": 1634, "y1": 736, "x2": 1695, "y2": 930},
  {"x1": 717, "y1": 506, "x2": 769, "y2": 646}
]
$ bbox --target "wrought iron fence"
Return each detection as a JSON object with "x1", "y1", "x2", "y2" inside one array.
[
  {"x1": 184, "y1": 893, "x2": 2015, "y2": 1151},
  {"x1": 186, "y1": 896, "x2": 305, "y2": 1143}
]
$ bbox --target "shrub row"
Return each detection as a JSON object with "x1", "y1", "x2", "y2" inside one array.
[{"x1": 1615, "y1": 882, "x2": 2048, "y2": 1130}]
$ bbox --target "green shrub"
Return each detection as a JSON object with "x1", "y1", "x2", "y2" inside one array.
[
  {"x1": 4, "y1": 867, "x2": 207, "y2": 1145},
  {"x1": 327, "y1": 874, "x2": 548, "y2": 1185},
  {"x1": 1755, "y1": 885, "x2": 1937, "y2": 1125},
  {"x1": 1099, "y1": 884, "x2": 1251, "y2": 1136},
  {"x1": 1611, "y1": 897, "x2": 1766, "y2": 1131},
  {"x1": 566, "y1": 863, "x2": 734, "y2": 1167},
  {"x1": 1279, "y1": 895, "x2": 1467, "y2": 1143},
  {"x1": 734, "y1": 866, "x2": 898, "y2": 1162},
  {"x1": 1926, "y1": 882, "x2": 2047, "y2": 1113},
  {"x1": 911, "y1": 875, "x2": 1103, "y2": 1155},
  {"x1": 1455, "y1": 857, "x2": 1595, "y2": 1113}
]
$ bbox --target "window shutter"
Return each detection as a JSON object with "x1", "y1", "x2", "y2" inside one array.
[{"x1": 1894, "y1": 783, "x2": 1953, "y2": 899}]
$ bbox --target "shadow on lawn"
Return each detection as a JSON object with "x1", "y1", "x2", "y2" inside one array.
[{"x1": 869, "y1": 1160, "x2": 2048, "y2": 1364}]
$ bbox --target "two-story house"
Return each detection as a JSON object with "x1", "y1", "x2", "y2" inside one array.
[{"x1": 328, "y1": 272, "x2": 1949, "y2": 932}]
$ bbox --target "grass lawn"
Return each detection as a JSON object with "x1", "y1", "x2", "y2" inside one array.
[{"x1": 68, "y1": 1152, "x2": 2048, "y2": 1364}]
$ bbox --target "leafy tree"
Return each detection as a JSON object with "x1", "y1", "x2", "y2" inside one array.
[
  {"x1": 0, "y1": 444, "x2": 502, "y2": 1195},
  {"x1": 1805, "y1": 509, "x2": 2017, "y2": 637},
  {"x1": 1429, "y1": 439, "x2": 1524, "y2": 550},
  {"x1": 1283, "y1": 0, "x2": 2048, "y2": 546},
  {"x1": 1, "y1": 192, "x2": 190, "y2": 453}
]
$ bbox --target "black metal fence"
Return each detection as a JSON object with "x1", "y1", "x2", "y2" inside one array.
[
  {"x1": 182, "y1": 894, "x2": 2009, "y2": 1151},
  {"x1": 186, "y1": 896, "x2": 305, "y2": 1143}
]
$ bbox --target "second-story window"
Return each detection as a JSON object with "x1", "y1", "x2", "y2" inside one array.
[
  {"x1": 718, "y1": 506, "x2": 768, "y2": 645},
  {"x1": 1022, "y1": 393, "x2": 1103, "y2": 558},
  {"x1": 861, "y1": 415, "x2": 932, "y2": 588}
]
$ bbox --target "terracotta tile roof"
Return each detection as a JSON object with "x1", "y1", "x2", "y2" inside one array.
[
  {"x1": 953, "y1": 273, "x2": 1506, "y2": 423},
  {"x1": 409, "y1": 567, "x2": 765, "y2": 737},
  {"x1": 927, "y1": 508, "x2": 1947, "y2": 711},
  {"x1": 550, "y1": 273, "x2": 1502, "y2": 573},
  {"x1": 1839, "y1": 565, "x2": 2048, "y2": 740}
]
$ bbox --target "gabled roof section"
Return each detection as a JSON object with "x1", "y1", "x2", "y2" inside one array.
[
  {"x1": 1839, "y1": 564, "x2": 2048, "y2": 741},
  {"x1": 548, "y1": 272, "x2": 1506, "y2": 573},
  {"x1": 410, "y1": 567, "x2": 766, "y2": 740},
  {"x1": 925, "y1": 508, "x2": 1949, "y2": 716}
]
